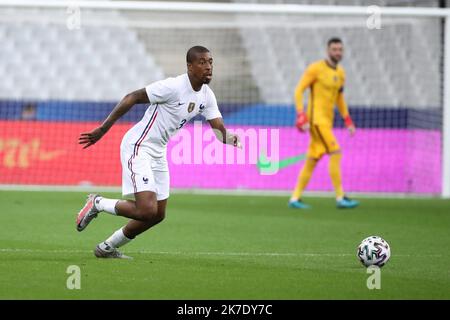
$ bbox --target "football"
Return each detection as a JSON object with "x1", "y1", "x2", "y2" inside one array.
[{"x1": 357, "y1": 236, "x2": 391, "y2": 267}]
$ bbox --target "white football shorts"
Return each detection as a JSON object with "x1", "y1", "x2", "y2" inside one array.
[{"x1": 120, "y1": 141, "x2": 170, "y2": 201}]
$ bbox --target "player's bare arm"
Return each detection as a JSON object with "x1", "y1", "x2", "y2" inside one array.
[
  {"x1": 78, "y1": 88, "x2": 149, "y2": 149},
  {"x1": 208, "y1": 117, "x2": 241, "y2": 148}
]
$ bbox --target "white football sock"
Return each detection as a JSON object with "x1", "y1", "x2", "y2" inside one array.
[
  {"x1": 104, "y1": 227, "x2": 132, "y2": 249},
  {"x1": 94, "y1": 197, "x2": 118, "y2": 215}
]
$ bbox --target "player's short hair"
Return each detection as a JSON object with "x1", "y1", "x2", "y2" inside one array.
[
  {"x1": 327, "y1": 37, "x2": 343, "y2": 47},
  {"x1": 186, "y1": 46, "x2": 210, "y2": 63}
]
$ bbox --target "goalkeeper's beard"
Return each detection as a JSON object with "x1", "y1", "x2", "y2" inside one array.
[{"x1": 329, "y1": 56, "x2": 341, "y2": 65}]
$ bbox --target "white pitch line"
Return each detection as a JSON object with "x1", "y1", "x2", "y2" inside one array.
[
  {"x1": 135, "y1": 251, "x2": 352, "y2": 257},
  {"x1": 0, "y1": 184, "x2": 441, "y2": 199},
  {"x1": 0, "y1": 248, "x2": 446, "y2": 258},
  {"x1": 0, "y1": 248, "x2": 89, "y2": 254},
  {"x1": 0, "y1": 248, "x2": 349, "y2": 257}
]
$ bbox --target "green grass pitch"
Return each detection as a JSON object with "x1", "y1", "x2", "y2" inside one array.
[{"x1": 0, "y1": 190, "x2": 449, "y2": 299}]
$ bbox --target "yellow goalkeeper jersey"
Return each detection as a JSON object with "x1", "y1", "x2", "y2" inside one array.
[{"x1": 294, "y1": 60, "x2": 349, "y2": 127}]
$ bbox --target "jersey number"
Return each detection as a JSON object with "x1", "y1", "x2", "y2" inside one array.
[{"x1": 176, "y1": 119, "x2": 187, "y2": 130}]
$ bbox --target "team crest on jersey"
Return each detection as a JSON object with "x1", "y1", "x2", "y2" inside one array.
[{"x1": 188, "y1": 102, "x2": 195, "y2": 113}]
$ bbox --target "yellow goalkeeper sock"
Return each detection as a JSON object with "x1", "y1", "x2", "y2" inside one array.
[
  {"x1": 291, "y1": 158, "x2": 317, "y2": 201},
  {"x1": 329, "y1": 152, "x2": 345, "y2": 200}
]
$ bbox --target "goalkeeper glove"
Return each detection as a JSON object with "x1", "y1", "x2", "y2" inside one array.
[
  {"x1": 344, "y1": 115, "x2": 356, "y2": 135},
  {"x1": 296, "y1": 112, "x2": 309, "y2": 132},
  {"x1": 344, "y1": 115, "x2": 354, "y2": 128}
]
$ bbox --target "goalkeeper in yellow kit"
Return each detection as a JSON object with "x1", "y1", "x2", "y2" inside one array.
[{"x1": 289, "y1": 38, "x2": 359, "y2": 209}]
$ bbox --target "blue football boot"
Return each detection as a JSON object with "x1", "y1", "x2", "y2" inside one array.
[
  {"x1": 337, "y1": 196, "x2": 359, "y2": 209},
  {"x1": 288, "y1": 199, "x2": 311, "y2": 209}
]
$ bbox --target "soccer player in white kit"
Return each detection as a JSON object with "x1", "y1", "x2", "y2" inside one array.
[{"x1": 77, "y1": 46, "x2": 241, "y2": 259}]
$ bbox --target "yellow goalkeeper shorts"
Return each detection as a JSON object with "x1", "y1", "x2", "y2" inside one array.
[{"x1": 307, "y1": 125, "x2": 341, "y2": 159}]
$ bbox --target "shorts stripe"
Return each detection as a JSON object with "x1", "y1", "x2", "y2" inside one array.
[
  {"x1": 314, "y1": 126, "x2": 330, "y2": 153},
  {"x1": 135, "y1": 111, "x2": 158, "y2": 157},
  {"x1": 133, "y1": 105, "x2": 158, "y2": 157},
  {"x1": 127, "y1": 106, "x2": 158, "y2": 194},
  {"x1": 127, "y1": 156, "x2": 137, "y2": 193}
]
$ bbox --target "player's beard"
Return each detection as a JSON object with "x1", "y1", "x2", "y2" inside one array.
[
  {"x1": 203, "y1": 75, "x2": 212, "y2": 84},
  {"x1": 330, "y1": 55, "x2": 342, "y2": 64}
]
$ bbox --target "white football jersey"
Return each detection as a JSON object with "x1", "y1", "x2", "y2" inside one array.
[{"x1": 122, "y1": 73, "x2": 222, "y2": 158}]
